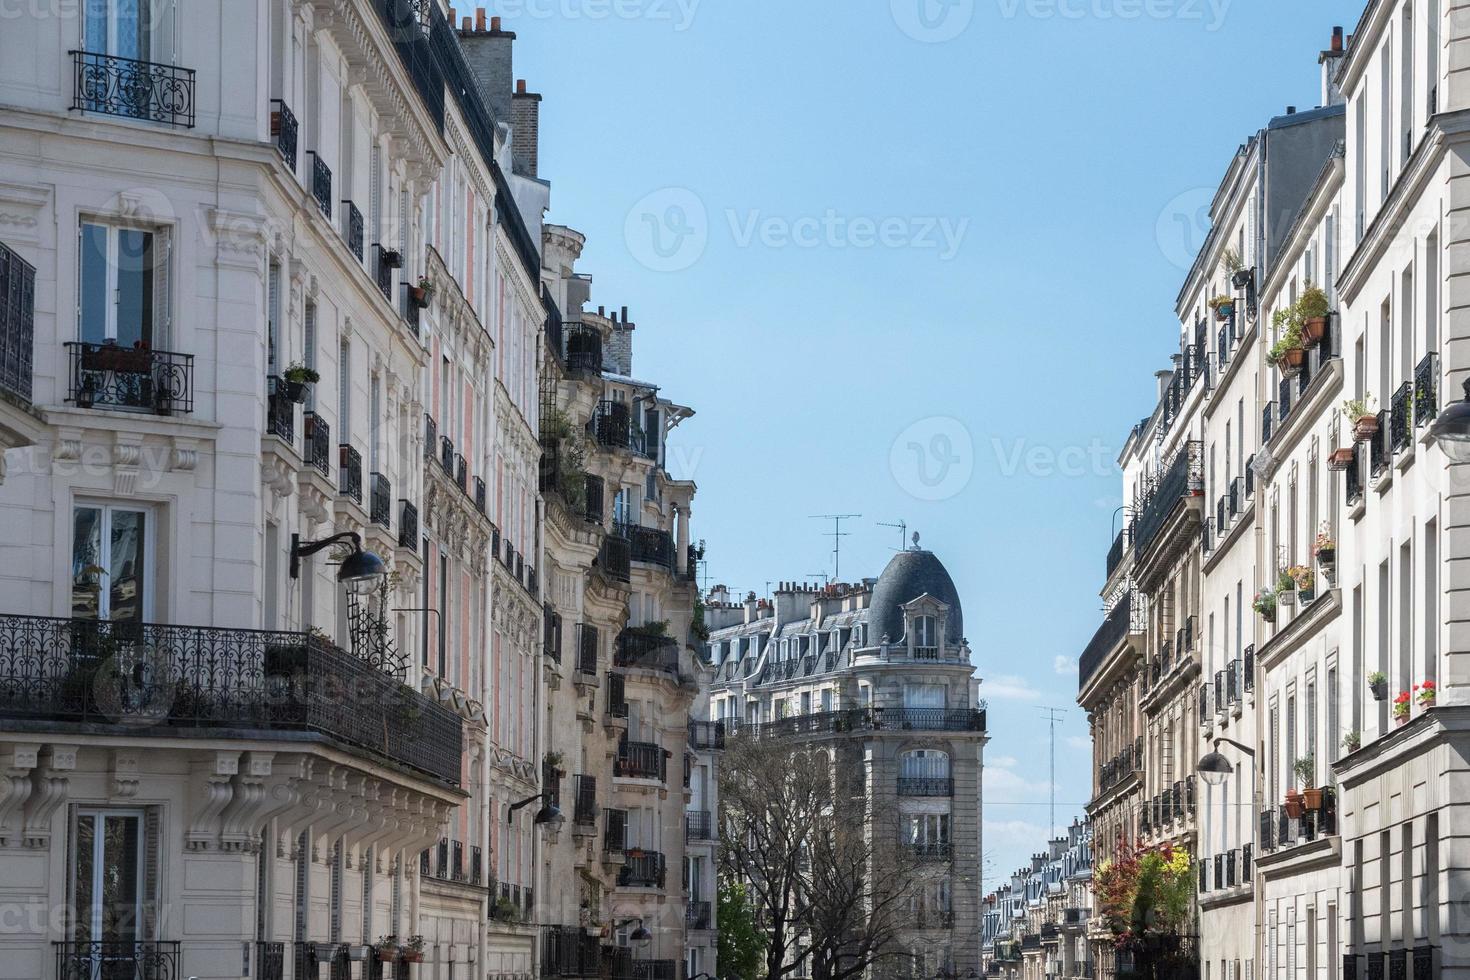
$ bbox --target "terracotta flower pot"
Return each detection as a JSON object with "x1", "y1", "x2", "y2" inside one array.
[
  {"x1": 1394, "y1": 714, "x2": 1409, "y2": 727},
  {"x1": 1327, "y1": 448, "x2": 1355, "y2": 471},
  {"x1": 1282, "y1": 347, "x2": 1307, "y2": 377},
  {"x1": 1284, "y1": 792, "x2": 1305, "y2": 819},
  {"x1": 1302, "y1": 787, "x2": 1323, "y2": 810},
  {"x1": 1354, "y1": 415, "x2": 1380, "y2": 442},
  {"x1": 1302, "y1": 316, "x2": 1328, "y2": 345}
]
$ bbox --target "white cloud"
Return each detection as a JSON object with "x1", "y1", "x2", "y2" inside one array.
[
  {"x1": 982, "y1": 819, "x2": 1052, "y2": 887},
  {"x1": 984, "y1": 673, "x2": 1042, "y2": 702},
  {"x1": 1053, "y1": 655, "x2": 1075, "y2": 676},
  {"x1": 989, "y1": 755, "x2": 1020, "y2": 770}
]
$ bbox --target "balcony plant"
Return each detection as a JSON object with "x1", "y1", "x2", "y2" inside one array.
[
  {"x1": 375, "y1": 937, "x2": 400, "y2": 962},
  {"x1": 1275, "y1": 570, "x2": 1298, "y2": 608},
  {"x1": 1392, "y1": 690, "x2": 1411, "y2": 725},
  {"x1": 1220, "y1": 246, "x2": 1244, "y2": 278},
  {"x1": 1287, "y1": 565, "x2": 1315, "y2": 603},
  {"x1": 82, "y1": 338, "x2": 153, "y2": 375},
  {"x1": 1284, "y1": 784, "x2": 1305, "y2": 819},
  {"x1": 1295, "y1": 756, "x2": 1321, "y2": 809},
  {"x1": 1252, "y1": 588, "x2": 1277, "y2": 623},
  {"x1": 1268, "y1": 308, "x2": 1307, "y2": 377},
  {"x1": 1327, "y1": 446, "x2": 1355, "y2": 471},
  {"x1": 1314, "y1": 525, "x2": 1336, "y2": 566},
  {"x1": 1368, "y1": 671, "x2": 1388, "y2": 701},
  {"x1": 1209, "y1": 294, "x2": 1235, "y2": 320},
  {"x1": 1344, "y1": 397, "x2": 1379, "y2": 441},
  {"x1": 1416, "y1": 681, "x2": 1436, "y2": 708},
  {"x1": 380, "y1": 248, "x2": 403, "y2": 269},
  {"x1": 1342, "y1": 730, "x2": 1362, "y2": 752},
  {"x1": 413, "y1": 275, "x2": 435, "y2": 307},
  {"x1": 403, "y1": 936, "x2": 426, "y2": 963},
  {"x1": 281, "y1": 361, "x2": 320, "y2": 403},
  {"x1": 1297, "y1": 283, "x2": 1331, "y2": 345},
  {"x1": 491, "y1": 897, "x2": 520, "y2": 923}
]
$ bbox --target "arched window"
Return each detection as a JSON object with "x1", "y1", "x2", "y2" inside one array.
[{"x1": 899, "y1": 748, "x2": 951, "y2": 779}]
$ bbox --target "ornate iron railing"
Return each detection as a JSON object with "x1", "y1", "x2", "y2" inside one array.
[
  {"x1": 0, "y1": 614, "x2": 463, "y2": 783},
  {"x1": 575, "y1": 624, "x2": 599, "y2": 676},
  {"x1": 308, "y1": 153, "x2": 332, "y2": 218},
  {"x1": 584, "y1": 475, "x2": 605, "y2": 525},
  {"x1": 618, "y1": 850, "x2": 666, "y2": 887},
  {"x1": 685, "y1": 809, "x2": 715, "y2": 840},
  {"x1": 1346, "y1": 445, "x2": 1364, "y2": 505},
  {"x1": 423, "y1": 414, "x2": 437, "y2": 460},
  {"x1": 374, "y1": 246, "x2": 395, "y2": 302},
  {"x1": 257, "y1": 941, "x2": 285, "y2": 980},
  {"x1": 1369, "y1": 410, "x2": 1389, "y2": 477},
  {"x1": 70, "y1": 50, "x2": 195, "y2": 128},
  {"x1": 614, "y1": 628, "x2": 679, "y2": 674},
  {"x1": 1078, "y1": 591, "x2": 1133, "y2": 691},
  {"x1": 370, "y1": 473, "x2": 392, "y2": 529},
  {"x1": 398, "y1": 500, "x2": 419, "y2": 549},
  {"x1": 1106, "y1": 528, "x2": 1125, "y2": 580},
  {"x1": 341, "y1": 201, "x2": 364, "y2": 261},
  {"x1": 270, "y1": 100, "x2": 297, "y2": 170},
  {"x1": 541, "y1": 924, "x2": 601, "y2": 978},
  {"x1": 67, "y1": 342, "x2": 193, "y2": 415},
  {"x1": 440, "y1": 435, "x2": 455, "y2": 474},
  {"x1": 565, "y1": 323, "x2": 603, "y2": 373},
  {"x1": 303, "y1": 412, "x2": 330, "y2": 476},
  {"x1": 590, "y1": 400, "x2": 634, "y2": 449},
  {"x1": 607, "y1": 672, "x2": 628, "y2": 718},
  {"x1": 729, "y1": 706, "x2": 986, "y2": 740},
  {"x1": 338, "y1": 445, "x2": 363, "y2": 503},
  {"x1": 266, "y1": 382, "x2": 294, "y2": 444},
  {"x1": 687, "y1": 719, "x2": 725, "y2": 751},
  {"x1": 474, "y1": 476, "x2": 487, "y2": 514},
  {"x1": 1262, "y1": 402, "x2": 1275, "y2": 444},
  {"x1": 614, "y1": 522, "x2": 676, "y2": 568},
  {"x1": 572, "y1": 774, "x2": 597, "y2": 825},
  {"x1": 1, "y1": 240, "x2": 36, "y2": 404},
  {"x1": 686, "y1": 900, "x2": 713, "y2": 930},
  {"x1": 616, "y1": 739, "x2": 668, "y2": 781},
  {"x1": 55, "y1": 940, "x2": 183, "y2": 980},
  {"x1": 906, "y1": 840, "x2": 952, "y2": 860},
  {"x1": 897, "y1": 775, "x2": 954, "y2": 796},
  {"x1": 598, "y1": 534, "x2": 631, "y2": 584},
  {"x1": 1130, "y1": 441, "x2": 1203, "y2": 559},
  {"x1": 455, "y1": 453, "x2": 467, "y2": 492},
  {"x1": 1415, "y1": 353, "x2": 1439, "y2": 428},
  {"x1": 604, "y1": 808, "x2": 627, "y2": 853},
  {"x1": 1390, "y1": 382, "x2": 1413, "y2": 454},
  {"x1": 401, "y1": 283, "x2": 421, "y2": 332}
]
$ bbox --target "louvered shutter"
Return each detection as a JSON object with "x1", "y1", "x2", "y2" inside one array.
[{"x1": 143, "y1": 807, "x2": 161, "y2": 939}]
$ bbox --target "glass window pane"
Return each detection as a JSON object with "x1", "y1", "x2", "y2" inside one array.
[
  {"x1": 80, "y1": 224, "x2": 110, "y2": 343},
  {"x1": 114, "y1": 230, "x2": 154, "y2": 348},
  {"x1": 73, "y1": 814, "x2": 96, "y2": 941},
  {"x1": 108, "y1": 510, "x2": 145, "y2": 623},
  {"x1": 99, "y1": 814, "x2": 140, "y2": 941},
  {"x1": 71, "y1": 508, "x2": 104, "y2": 619}
]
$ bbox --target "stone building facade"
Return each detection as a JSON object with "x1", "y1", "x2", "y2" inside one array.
[{"x1": 980, "y1": 820, "x2": 1093, "y2": 980}]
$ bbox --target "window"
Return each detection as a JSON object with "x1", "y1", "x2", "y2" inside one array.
[
  {"x1": 905, "y1": 813, "x2": 950, "y2": 845},
  {"x1": 899, "y1": 749, "x2": 951, "y2": 779},
  {"x1": 913, "y1": 614, "x2": 938, "y2": 648},
  {"x1": 903, "y1": 683, "x2": 945, "y2": 708},
  {"x1": 83, "y1": 0, "x2": 158, "y2": 60},
  {"x1": 80, "y1": 222, "x2": 168, "y2": 347},
  {"x1": 71, "y1": 505, "x2": 151, "y2": 621},
  {"x1": 70, "y1": 808, "x2": 154, "y2": 943}
]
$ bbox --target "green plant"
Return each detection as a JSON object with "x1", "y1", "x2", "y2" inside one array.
[
  {"x1": 1314, "y1": 524, "x2": 1336, "y2": 554},
  {"x1": 405, "y1": 936, "x2": 426, "y2": 954},
  {"x1": 1392, "y1": 691, "x2": 1411, "y2": 720},
  {"x1": 1287, "y1": 565, "x2": 1314, "y2": 593},
  {"x1": 1252, "y1": 589, "x2": 1277, "y2": 619},
  {"x1": 628, "y1": 619, "x2": 670, "y2": 638},
  {"x1": 1368, "y1": 671, "x2": 1387, "y2": 686},
  {"x1": 1298, "y1": 283, "x2": 1330, "y2": 320},
  {"x1": 417, "y1": 275, "x2": 434, "y2": 292},
  {"x1": 1208, "y1": 294, "x2": 1235, "y2": 311},
  {"x1": 1267, "y1": 307, "x2": 1305, "y2": 365},
  {"x1": 691, "y1": 599, "x2": 711, "y2": 643},
  {"x1": 492, "y1": 897, "x2": 520, "y2": 922},
  {"x1": 717, "y1": 879, "x2": 766, "y2": 980},
  {"x1": 1292, "y1": 755, "x2": 1315, "y2": 788},
  {"x1": 1220, "y1": 246, "x2": 1244, "y2": 275},
  {"x1": 545, "y1": 750, "x2": 565, "y2": 769},
  {"x1": 1275, "y1": 569, "x2": 1297, "y2": 593},
  {"x1": 283, "y1": 361, "x2": 320, "y2": 385},
  {"x1": 1342, "y1": 730, "x2": 1361, "y2": 752},
  {"x1": 1343, "y1": 396, "x2": 1377, "y2": 420}
]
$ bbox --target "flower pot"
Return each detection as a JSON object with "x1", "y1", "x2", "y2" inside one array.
[
  {"x1": 1327, "y1": 448, "x2": 1355, "y2": 472},
  {"x1": 1302, "y1": 787, "x2": 1323, "y2": 810},
  {"x1": 1370, "y1": 680, "x2": 1388, "y2": 701},
  {"x1": 381, "y1": 249, "x2": 403, "y2": 269},
  {"x1": 1282, "y1": 347, "x2": 1307, "y2": 378},
  {"x1": 1394, "y1": 714, "x2": 1409, "y2": 727},
  {"x1": 283, "y1": 380, "x2": 308, "y2": 403},
  {"x1": 1215, "y1": 303, "x2": 1234, "y2": 321},
  {"x1": 1284, "y1": 792, "x2": 1304, "y2": 819},
  {"x1": 377, "y1": 950, "x2": 400, "y2": 963},
  {"x1": 404, "y1": 951, "x2": 424, "y2": 963},
  {"x1": 413, "y1": 286, "x2": 432, "y2": 309},
  {"x1": 1354, "y1": 415, "x2": 1380, "y2": 442},
  {"x1": 1302, "y1": 316, "x2": 1328, "y2": 345},
  {"x1": 83, "y1": 343, "x2": 152, "y2": 375},
  {"x1": 1316, "y1": 546, "x2": 1336, "y2": 566},
  {"x1": 1278, "y1": 590, "x2": 1297, "y2": 608},
  {"x1": 1300, "y1": 588, "x2": 1316, "y2": 605}
]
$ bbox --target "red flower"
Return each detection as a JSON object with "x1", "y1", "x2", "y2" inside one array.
[{"x1": 1422, "y1": 681, "x2": 1436, "y2": 690}]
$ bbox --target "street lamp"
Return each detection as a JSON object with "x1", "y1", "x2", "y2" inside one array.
[
  {"x1": 507, "y1": 792, "x2": 564, "y2": 832},
  {"x1": 616, "y1": 918, "x2": 652, "y2": 948},
  {"x1": 1198, "y1": 736, "x2": 1255, "y2": 787},
  {"x1": 1429, "y1": 377, "x2": 1470, "y2": 463},
  {"x1": 290, "y1": 531, "x2": 386, "y2": 593}
]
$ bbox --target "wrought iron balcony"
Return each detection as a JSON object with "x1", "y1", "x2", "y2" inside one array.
[
  {"x1": 338, "y1": 445, "x2": 363, "y2": 503},
  {"x1": 455, "y1": 453, "x2": 467, "y2": 492},
  {"x1": 370, "y1": 473, "x2": 392, "y2": 529},
  {"x1": 604, "y1": 808, "x2": 627, "y2": 853},
  {"x1": 67, "y1": 342, "x2": 193, "y2": 415},
  {"x1": 614, "y1": 627, "x2": 679, "y2": 674},
  {"x1": 616, "y1": 738, "x2": 668, "y2": 781},
  {"x1": 0, "y1": 242, "x2": 34, "y2": 406},
  {"x1": 543, "y1": 605, "x2": 563, "y2": 662},
  {"x1": 1390, "y1": 382, "x2": 1413, "y2": 454},
  {"x1": 1106, "y1": 528, "x2": 1125, "y2": 580},
  {"x1": 565, "y1": 323, "x2": 603, "y2": 373},
  {"x1": 686, "y1": 809, "x2": 715, "y2": 841},
  {"x1": 633, "y1": 961, "x2": 678, "y2": 980},
  {"x1": 575, "y1": 624, "x2": 599, "y2": 677},
  {"x1": 598, "y1": 534, "x2": 631, "y2": 584},
  {"x1": 590, "y1": 400, "x2": 635, "y2": 450},
  {"x1": 70, "y1": 49, "x2": 195, "y2": 128},
  {"x1": 303, "y1": 412, "x2": 330, "y2": 476},
  {"x1": 55, "y1": 940, "x2": 182, "y2": 980},
  {"x1": 614, "y1": 521, "x2": 676, "y2": 568},
  {"x1": 1369, "y1": 410, "x2": 1389, "y2": 478},
  {"x1": 1262, "y1": 402, "x2": 1275, "y2": 443},
  {"x1": 617, "y1": 850, "x2": 666, "y2": 888},
  {"x1": 1415, "y1": 353, "x2": 1439, "y2": 427},
  {"x1": 573, "y1": 774, "x2": 597, "y2": 825},
  {"x1": 729, "y1": 705, "x2": 986, "y2": 739},
  {"x1": 424, "y1": 414, "x2": 437, "y2": 460},
  {"x1": 687, "y1": 900, "x2": 713, "y2": 930},
  {"x1": 257, "y1": 941, "x2": 285, "y2": 980},
  {"x1": 270, "y1": 99, "x2": 297, "y2": 170},
  {"x1": 474, "y1": 476, "x2": 487, "y2": 513},
  {"x1": 374, "y1": 245, "x2": 395, "y2": 302},
  {"x1": 898, "y1": 775, "x2": 954, "y2": 797},
  {"x1": 607, "y1": 672, "x2": 628, "y2": 718},
  {"x1": 584, "y1": 475, "x2": 605, "y2": 525},
  {"x1": 266, "y1": 380, "x2": 295, "y2": 444},
  {"x1": 440, "y1": 435, "x2": 455, "y2": 474},
  {"x1": 398, "y1": 500, "x2": 419, "y2": 549},
  {"x1": 906, "y1": 839, "x2": 952, "y2": 861},
  {"x1": 1078, "y1": 591, "x2": 1134, "y2": 691},
  {"x1": 541, "y1": 924, "x2": 602, "y2": 978},
  {"x1": 1130, "y1": 441, "x2": 1203, "y2": 560},
  {"x1": 339, "y1": 201, "x2": 363, "y2": 261},
  {"x1": 402, "y1": 283, "x2": 421, "y2": 333},
  {"x1": 1345, "y1": 445, "x2": 1364, "y2": 505},
  {"x1": 308, "y1": 152, "x2": 332, "y2": 218},
  {"x1": 688, "y1": 719, "x2": 725, "y2": 751},
  {"x1": 0, "y1": 614, "x2": 463, "y2": 784}
]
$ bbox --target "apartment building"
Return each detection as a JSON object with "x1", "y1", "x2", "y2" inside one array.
[
  {"x1": 536, "y1": 225, "x2": 714, "y2": 980},
  {"x1": 980, "y1": 820, "x2": 1093, "y2": 980},
  {"x1": 704, "y1": 547, "x2": 988, "y2": 978}
]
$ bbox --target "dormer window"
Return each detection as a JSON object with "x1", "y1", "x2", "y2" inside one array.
[{"x1": 914, "y1": 615, "x2": 938, "y2": 647}]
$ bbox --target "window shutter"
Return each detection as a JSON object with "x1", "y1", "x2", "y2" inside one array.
[
  {"x1": 304, "y1": 303, "x2": 316, "y2": 410},
  {"x1": 329, "y1": 839, "x2": 342, "y2": 943},
  {"x1": 293, "y1": 831, "x2": 308, "y2": 942},
  {"x1": 370, "y1": 145, "x2": 382, "y2": 245},
  {"x1": 143, "y1": 806, "x2": 161, "y2": 939},
  {"x1": 152, "y1": 231, "x2": 171, "y2": 348},
  {"x1": 361, "y1": 846, "x2": 373, "y2": 941}
]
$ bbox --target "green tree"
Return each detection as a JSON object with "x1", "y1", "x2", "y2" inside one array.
[{"x1": 717, "y1": 878, "x2": 765, "y2": 980}]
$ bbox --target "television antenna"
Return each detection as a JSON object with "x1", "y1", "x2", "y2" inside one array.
[
  {"x1": 1039, "y1": 706, "x2": 1066, "y2": 838},
  {"x1": 877, "y1": 519, "x2": 908, "y2": 552},
  {"x1": 810, "y1": 513, "x2": 861, "y2": 581}
]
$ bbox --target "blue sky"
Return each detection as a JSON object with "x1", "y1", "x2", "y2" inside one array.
[{"x1": 512, "y1": 0, "x2": 1353, "y2": 889}]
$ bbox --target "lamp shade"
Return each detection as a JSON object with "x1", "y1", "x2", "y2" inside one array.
[
  {"x1": 629, "y1": 924, "x2": 652, "y2": 946},
  {"x1": 1198, "y1": 749, "x2": 1233, "y2": 786},
  {"x1": 1429, "y1": 378, "x2": 1470, "y2": 463},
  {"x1": 337, "y1": 547, "x2": 387, "y2": 592}
]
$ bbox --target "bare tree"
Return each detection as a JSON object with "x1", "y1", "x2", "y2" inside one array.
[{"x1": 719, "y1": 734, "x2": 916, "y2": 980}]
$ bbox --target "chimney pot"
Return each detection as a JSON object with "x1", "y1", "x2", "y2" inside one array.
[
  {"x1": 516, "y1": 79, "x2": 527, "y2": 94},
  {"x1": 1332, "y1": 26, "x2": 1343, "y2": 52},
  {"x1": 1287, "y1": 105, "x2": 1296, "y2": 114},
  {"x1": 476, "y1": 8, "x2": 486, "y2": 31},
  {"x1": 491, "y1": 15, "x2": 500, "y2": 29},
  {"x1": 462, "y1": 16, "x2": 472, "y2": 31}
]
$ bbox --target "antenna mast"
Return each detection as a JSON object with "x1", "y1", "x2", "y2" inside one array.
[
  {"x1": 1039, "y1": 706, "x2": 1066, "y2": 838},
  {"x1": 809, "y1": 514, "x2": 861, "y2": 581},
  {"x1": 877, "y1": 519, "x2": 908, "y2": 552}
]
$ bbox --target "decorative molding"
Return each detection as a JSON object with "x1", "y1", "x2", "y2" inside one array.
[
  {"x1": 22, "y1": 745, "x2": 77, "y2": 848},
  {"x1": 0, "y1": 743, "x2": 39, "y2": 847},
  {"x1": 186, "y1": 752, "x2": 240, "y2": 850}
]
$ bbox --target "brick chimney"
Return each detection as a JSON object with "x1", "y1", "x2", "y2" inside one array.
[
  {"x1": 456, "y1": 9, "x2": 515, "y2": 124},
  {"x1": 1319, "y1": 26, "x2": 1346, "y2": 108},
  {"x1": 512, "y1": 78, "x2": 541, "y2": 177}
]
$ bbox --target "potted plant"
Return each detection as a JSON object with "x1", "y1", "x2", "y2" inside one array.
[
  {"x1": 1295, "y1": 756, "x2": 1322, "y2": 810},
  {"x1": 1416, "y1": 681, "x2": 1436, "y2": 709},
  {"x1": 1209, "y1": 294, "x2": 1236, "y2": 320},
  {"x1": 403, "y1": 936, "x2": 426, "y2": 963},
  {"x1": 1344, "y1": 397, "x2": 1379, "y2": 441},
  {"x1": 315, "y1": 945, "x2": 338, "y2": 964},
  {"x1": 1368, "y1": 671, "x2": 1389, "y2": 701},
  {"x1": 1275, "y1": 570, "x2": 1298, "y2": 608},
  {"x1": 1284, "y1": 785, "x2": 1305, "y2": 819},
  {"x1": 380, "y1": 248, "x2": 403, "y2": 269},
  {"x1": 1342, "y1": 730, "x2": 1362, "y2": 753},
  {"x1": 1314, "y1": 525, "x2": 1337, "y2": 566},
  {"x1": 1252, "y1": 588, "x2": 1278, "y2": 623},
  {"x1": 1392, "y1": 690, "x2": 1411, "y2": 725},
  {"x1": 412, "y1": 275, "x2": 435, "y2": 308},
  {"x1": 1327, "y1": 446, "x2": 1355, "y2": 471},
  {"x1": 492, "y1": 897, "x2": 520, "y2": 923},
  {"x1": 1268, "y1": 308, "x2": 1307, "y2": 377},
  {"x1": 1288, "y1": 565, "x2": 1315, "y2": 604},
  {"x1": 1220, "y1": 246, "x2": 1244, "y2": 278},
  {"x1": 82, "y1": 338, "x2": 154, "y2": 375},
  {"x1": 375, "y1": 937, "x2": 400, "y2": 962},
  {"x1": 1298, "y1": 283, "x2": 1331, "y2": 345},
  {"x1": 281, "y1": 361, "x2": 320, "y2": 403}
]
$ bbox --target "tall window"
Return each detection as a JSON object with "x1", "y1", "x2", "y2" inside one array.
[
  {"x1": 80, "y1": 222, "x2": 167, "y2": 347},
  {"x1": 267, "y1": 261, "x2": 281, "y2": 374},
  {"x1": 70, "y1": 808, "x2": 150, "y2": 943},
  {"x1": 913, "y1": 614, "x2": 938, "y2": 648},
  {"x1": 83, "y1": 0, "x2": 153, "y2": 59},
  {"x1": 304, "y1": 302, "x2": 317, "y2": 410},
  {"x1": 71, "y1": 505, "x2": 150, "y2": 621}
]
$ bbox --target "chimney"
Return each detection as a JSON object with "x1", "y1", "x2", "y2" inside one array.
[
  {"x1": 1320, "y1": 26, "x2": 1347, "y2": 108},
  {"x1": 511, "y1": 78, "x2": 542, "y2": 178},
  {"x1": 605, "y1": 311, "x2": 634, "y2": 376},
  {"x1": 743, "y1": 591, "x2": 758, "y2": 625},
  {"x1": 456, "y1": 8, "x2": 516, "y2": 125},
  {"x1": 1155, "y1": 369, "x2": 1172, "y2": 401}
]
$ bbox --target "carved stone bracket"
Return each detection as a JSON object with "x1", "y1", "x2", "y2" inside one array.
[{"x1": 186, "y1": 752, "x2": 240, "y2": 850}]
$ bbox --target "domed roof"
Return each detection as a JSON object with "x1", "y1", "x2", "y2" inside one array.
[{"x1": 868, "y1": 548, "x2": 963, "y2": 645}]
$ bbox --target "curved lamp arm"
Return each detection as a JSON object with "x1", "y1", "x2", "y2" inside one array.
[{"x1": 290, "y1": 531, "x2": 363, "y2": 579}]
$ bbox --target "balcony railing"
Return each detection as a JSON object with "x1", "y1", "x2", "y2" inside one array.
[
  {"x1": 257, "y1": 941, "x2": 285, "y2": 980},
  {"x1": 590, "y1": 400, "x2": 635, "y2": 450},
  {"x1": 270, "y1": 99, "x2": 298, "y2": 170},
  {"x1": 474, "y1": 476, "x2": 487, "y2": 514},
  {"x1": 1346, "y1": 445, "x2": 1363, "y2": 505},
  {"x1": 339, "y1": 445, "x2": 363, "y2": 503},
  {"x1": 599, "y1": 534, "x2": 631, "y2": 584},
  {"x1": 303, "y1": 411, "x2": 330, "y2": 476},
  {"x1": 585, "y1": 475, "x2": 605, "y2": 525},
  {"x1": 0, "y1": 242, "x2": 35, "y2": 405},
  {"x1": 729, "y1": 705, "x2": 986, "y2": 739},
  {"x1": 1130, "y1": 441, "x2": 1203, "y2": 560},
  {"x1": 0, "y1": 614, "x2": 463, "y2": 784},
  {"x1": 1259, "y1": 788, "x2": 1337, "y2": 852},
  {"x1": 1106, "y1": 528, "x2": 1125, "y2": 580},
  {"x1": 374, "y1": 245, "x2": 395, "y2": 303},
  {"x1": 613, "y1": 521, "x2": 676, "y2": 568},
  {"x1": 614, "y1": 628, "x2": 679, "y2": 674},
  {"x1": 687, "y1": 900, "x2": 713, "y2": 930},
  {"x1": 1415, "y1": 353, "x2": 1439, "y2": 427},
  {"x1": 565, "y1": 323, "x2": 603, "y2": 373},
  {"x1": 455, "y1": 453, "x2": 467, "y2": 492},
  {"x1": 575, "y1": 624, "x2": 599, "y2": 677},
  {"x1": 1389, "y1": 382, "x2": 1413, "y2": 454},
  {"x1": 607, "y1": 672, "x2": 629, "y2": 718},
  {"x1": 1078, "y1": 591, "x2": 1134, "y2": 691},
  {"x1": 687, "y1": 719, "x2": 725, "y2": 751},
  {"x1": 424, "y1": 414, "x2": 437, "y2": 460},
  {"x1": 308, "y1": 152, "x2": 332, "y2": 218},
  {"x1": 55, "y1": 941, "x2": 183, "y2": 980},
  {"x1": 70, "y1": 49, "x2": 195, "y2": 127},
  {"x1": 905, "y1": 840, "x2": 952, "y2": 860},
  {"x1": 440, "y1": 435, "x2": 455, "y2": 474},
  {"x1": 370, "y1": 473, "x2": 392, "y2": 529},
  {"x1": 686, "y1": 809, "x2": 715, "y2": 841},
  {"x1": 398, "y1": 501, "x2": 419, "y2": 549},
  {"x1": 617, "y1": 850, "x2": 666, "y2": 887},
  {"x1": 573, "y1": 774, "x2": 597, "y2": 825},
  {"x1": 1262, "y1": 402, "x2": 1276, "y2": 444},
  {"x1": 67, "y1": 342, "x2": 194, "y2": 415},
  {"x1": 543, "y1": 605, "x2": 563, "y2": 663},
  {"x1": 541, "y1": 924, "x2": 602, "y2": 978},
  {"x1": 898, "y1": 775, "x2": 954, "y2": 796},
  {"x1": 616, "y1": 739, "x2": 668, "y2": 781},
  {"x1": 402, "y1": 282, "x2": 421, "y2": 333},
  {"x1": 343, "y1": 201, "x2": 364, "y2": 261},
  {"x1": 266, "y1": 381, "x2": 294, "y2": 444},
  {"x1": 604, "y1": 808, "x2": 627, "y2": 853}
]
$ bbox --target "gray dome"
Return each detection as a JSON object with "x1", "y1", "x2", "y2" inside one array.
[{"x1": 867, "y1": 549, "x2": 963, "y2": 645}]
